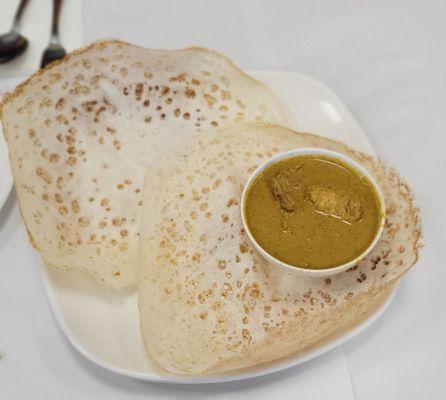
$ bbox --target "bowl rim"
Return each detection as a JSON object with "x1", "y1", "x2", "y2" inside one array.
[{"x1": 240, "y1": 147, "x2": 386, "y2": 277}]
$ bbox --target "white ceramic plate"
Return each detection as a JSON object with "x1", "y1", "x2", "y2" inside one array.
[
  {"x1": 0, "y1": 75, "x2": 30, "y2": 211},
  {"x1": 40, "y1": 71, "x2": 397, "y2": 383},
  {"x1": 0, "y1": 124, "x2": 12, "y2": 210}
]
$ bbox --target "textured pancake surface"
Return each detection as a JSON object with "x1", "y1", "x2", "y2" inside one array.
[
  {"x1": 0, "y1": 40, "x2": 287, "y2": 288},
  {"x1": 138, "y1": 123, "x2": 421, "y2": 375}
]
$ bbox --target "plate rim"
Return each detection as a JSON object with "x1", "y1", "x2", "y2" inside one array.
[
  {"x1": 41, "y1": 263, "x2": 398, "y2": 384},
  {"x1": 0, "y1": 126, "x2": 13, "y2": 211},
  {"x1": 39, "y1": 70, "x2": 398, "y2": 384}
]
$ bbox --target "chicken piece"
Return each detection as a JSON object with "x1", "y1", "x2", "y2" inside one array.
[
  {"x1": 270, "y1": 173, "x2": 295, "y2": 212},
  {"x1": 306, "y1": 185, "x2": 363, "y2": 222}
]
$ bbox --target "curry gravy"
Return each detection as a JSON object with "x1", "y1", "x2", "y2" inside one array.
[{"x1": 244, "y1": 155, "x2": 382, "y2": 269}]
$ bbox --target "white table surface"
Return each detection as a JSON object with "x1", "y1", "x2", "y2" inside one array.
[
  {"x1": 1, "y1": 1, "x2": 445, "y2": 399},
  {"x1": 0, "y1": 0, "x2": 82, "y2": 78}
]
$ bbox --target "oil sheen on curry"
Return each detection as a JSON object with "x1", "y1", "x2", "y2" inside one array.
[{"x1": 244, "y1": 155, "x2": 382, "y2": 269}]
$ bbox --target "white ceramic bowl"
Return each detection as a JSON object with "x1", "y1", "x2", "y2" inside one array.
[{"x1": 241, "y1": 147, "x2": 386, "y2": 277}]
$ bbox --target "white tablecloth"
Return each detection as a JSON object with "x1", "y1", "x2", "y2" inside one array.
[{"x1": 1, "y1": 1, "x2": 445, "y2": 398}]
